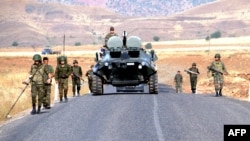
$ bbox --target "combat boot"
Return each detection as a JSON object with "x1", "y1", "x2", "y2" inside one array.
[
  {"x1": 73, "y1": 91, "x2": 75, "y2": 97},
  {"x1": 215, "y1": 91, "x2": 219, "y2": 97},
  {"x1": 31, "y1": 104, "x2": 36, "y2": 115},
  {"x1": 77, "y1": 90, "x2": 80, "y2": 96},
  {"x1": 37, "y1": 106, "x2": 41, "y2": 114},
  {"x1": 219, "y1": 89, "x2": 222, "y2": 96},
  {"x1": 59, "y1": 96, "x2": 63, "y2": 103}
]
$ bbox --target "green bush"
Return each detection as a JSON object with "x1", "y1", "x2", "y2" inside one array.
[
  {"x1": 210, "y1": 31, "x2": 221, "y2": 38},
  {"x1": 153, "y1": 36, "x2": 160, "y2": 41},
  {"x1": 75, "y1": 42, "x2": 81, "y2": 46},
  {"x1": 12, "y1": 41, "x2": 18, "y2": 46}
]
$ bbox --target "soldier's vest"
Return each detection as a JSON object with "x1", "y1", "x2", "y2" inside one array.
[
  {"x1": 72, "y1": 66, "x2": 81, "y2": 76},
  {"x1": 57, "y1": 64, "x2": 71, "y2": 78},
  {"x1": 30, "y1": 64, "x2": 46, "y2": 85},
  {"x1": 212, "y1": 61, "x2": 224, "y2": 72}
]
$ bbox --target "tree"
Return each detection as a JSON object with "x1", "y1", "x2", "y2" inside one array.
[
  {"x1": 153, "y1": 36, "x2": 160, "y2": 41},
  {"x1": 75, "y1": 42, "x2": 81, "y2": 46},
  {"x1": 12, "y1": 41, "x2": 18, "y2": 46}
]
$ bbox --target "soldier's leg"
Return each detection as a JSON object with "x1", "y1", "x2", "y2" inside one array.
[
  {"x1": 31, "y1": 84, "x2": 37, "y2": 115},
  {"x1": 214, "y1": 75, "x2": 220, "y2": 96},
  {"x1": 88, "y1": 79, "x2": 92, "y2": 92},
  {"x1": 218, "y1": 75, "x2": 224, "y2": 96},
  {"x1": 43, "y1": 85, "x2": 48, "y2": 108},
  {"x1": 72, "y1": 79, "x2": 76, "y2": 96},
  {"x1": 59, "y1": 83, "x2": 64, "y2": 102},
  {"x1": 64, "y1": 79, "x2": 69, "y2": 102},
  {"x1": 192, "y1": 78, "x2": 197, "y2": 94},
  {"x1": 37, "y1": 85, "x2": 45, "y2": 114},
  {"x1": 180, "y1": 85, "x2": 183, "y2": 93},
  {"x1": 77, "y1": 79, "x2": 81, "y2": 96},
  {"x1": 45, "y1": 86, "x2": 51, "y2": 108}
]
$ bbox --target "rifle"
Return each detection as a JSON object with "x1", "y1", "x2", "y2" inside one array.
[
  {"x1": 72, "y1": 73, "x2": 84, "y2": 81},
  {"x1": 207, "y1": 66, "x2": 224, "y2": 74},
  {"x1": 184, "y1": 69, "x2": 199, "y2": 75}
]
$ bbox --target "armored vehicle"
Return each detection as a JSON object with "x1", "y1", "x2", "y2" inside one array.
[{"x1": 92, "y1": 32, "x2": 158, "y2": 95}]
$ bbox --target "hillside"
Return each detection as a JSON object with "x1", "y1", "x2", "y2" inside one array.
[
  {"x1": 37, "y1": 0, "x2": 215, "y2": 16},
  {"x1": 0, "y1": 0, "x2": 250, "y2": 47}
]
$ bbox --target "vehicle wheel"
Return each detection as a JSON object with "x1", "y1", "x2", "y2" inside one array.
[
  {"x1": 92, "y1": 75, "x2": 103, "y2": 95},
  {"x1": 149, "y1": 73, "x2": 158, "y2": 94}
]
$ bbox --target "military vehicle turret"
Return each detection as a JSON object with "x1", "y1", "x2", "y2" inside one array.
[{"x1": 92, "y1": 31, "x2": 158, "y2": 95}]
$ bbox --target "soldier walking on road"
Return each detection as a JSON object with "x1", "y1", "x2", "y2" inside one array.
[
  {"x1": 71, "y1": 60, "x2": 83, "y2": 97},
  {"x1": 55, "y1": 56, "x2": 72, "y2": 102},
  {"x1": 85, "y1": 65, "x2": 94, "y2": 93},
  {"x1": 186, "y1": 63, "x2": 200, "y2": 94},
  {"x1": 174, "y1": 70, "x2": 183, "y2": 93},
  {"x1": 26, "y1": 54, "x2": 52, "y2": 114},
  {"x1": 207, "y1": 53, "x2": 228, "y2": 97},
  {"x1": 42, "y1": 57, "x2": 54, "y2": 109}
]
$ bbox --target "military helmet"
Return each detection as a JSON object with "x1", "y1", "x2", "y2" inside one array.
[
  {"x1": 73, "y1": 60, "x2": 78, "y2": 64},
  {"x1": 60, "y1": 56, "x2": 67, "y2": 61},
  {"x1": 192, "y1": 63, "x2": 196, "y2": 66},
  {"x1": 214, "y1": 53, "x2": 221, "y2": 58},
  {"x1": 33, "y1": 54, "x2": 42, "y2": 61}
]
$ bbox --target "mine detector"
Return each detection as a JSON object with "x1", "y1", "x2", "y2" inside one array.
[{"x1": 92, "y1": 32, "x2": 158, "y2": 95}]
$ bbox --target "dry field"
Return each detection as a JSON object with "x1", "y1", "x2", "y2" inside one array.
[{"x1": 1, "y1": 39, "x2": 250, "y2": 123}]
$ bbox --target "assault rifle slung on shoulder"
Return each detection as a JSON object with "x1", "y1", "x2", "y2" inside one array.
[{"x1": 207, "y1": 66, "x2": 224, "y2": 74}]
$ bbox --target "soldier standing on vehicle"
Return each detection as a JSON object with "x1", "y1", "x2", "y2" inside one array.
[
  {"x1": 42, "y1": 57, "x2": 54, "y2": 109},
  {"x1": 207, "y1": 53, "x2": 228, "y2": 97},
  {"x1": 174, "y1": 70, "x2": 183, "y2": 93},
  {"x1": 71, "y1": 60, "x2": 83, "y2": 97},
  {"x1": 104, "y1": 26, "x2": 118, "y2": 47},
  {"x1": 186, "y1": 63, "x2": 200, "y2": 94},
  {"x1": 27, "y1": 54, "x2": 52, "y2": 114},
  {"x1": 85, "y1": 65, "x2": 94, "y2": 93},
  {"x1": 55, "y1": 56, "x2": 72, "y2": 102}
]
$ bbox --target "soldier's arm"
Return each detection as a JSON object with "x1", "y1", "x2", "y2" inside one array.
[
  {"x1": 79, "y1": 67, "x2": 83, "y2": 77},
  {"x1": 54, "y1": 66, "x2": 59, "y2": 81}
]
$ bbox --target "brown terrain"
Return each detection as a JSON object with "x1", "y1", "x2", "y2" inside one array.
[{"x1": 1, "y1": 0, "x2": 250, "y2": 123}]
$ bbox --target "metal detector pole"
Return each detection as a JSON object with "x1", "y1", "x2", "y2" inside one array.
[{"x1": 5, "y1": 84, "x2": 29, "y2": 119}]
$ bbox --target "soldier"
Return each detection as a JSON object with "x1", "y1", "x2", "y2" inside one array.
[
  {"x1": 207, "y1": 53, "x2": 228, "y2": 97},
  {"x1": 186, "y1": 63, "x2": 200, "y2": 94},
  {"x1": 55, "y1": 56, "x2": 72, "y2": 102},
  {"x1": 85, "y1": 65, "x2": 94, "y2": 93},
  {"x1": 104, "y1": 26, "x2": 118, "y2": 48},
  {"x1": 27, "y1": 54, "x2": 52, "y2": 114},
  {"x1": 174, "y1": 70, "x2": 183, "y2": 93},
  {"x1": 71, "y1": 60, "x2": 83, "y2": 97},
  {"x1": 42, "y1": 57, "x2": 54, "y2": 109}
]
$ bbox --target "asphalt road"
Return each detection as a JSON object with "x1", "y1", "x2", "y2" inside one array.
[{"x1": 1, "y1": 84, "x2": 250, "y2": 141}]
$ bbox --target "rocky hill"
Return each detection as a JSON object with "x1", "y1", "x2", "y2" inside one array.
[
  {"x1": 0, "y1": 0, "x2": 249, "y2": 47},
  {"x1": 36, "y1": 0, "x2": 215, "y2": 16}
]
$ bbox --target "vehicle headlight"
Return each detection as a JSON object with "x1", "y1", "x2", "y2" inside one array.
[
  {"x1": 138, "y1": 64, "x2": 142, "y2": 69},
  {"x1": 104, "y1": 62, "x2": 109, "y2": 66}
]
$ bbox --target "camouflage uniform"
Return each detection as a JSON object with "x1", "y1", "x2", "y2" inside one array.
[
  {"x1": 187, "y1": 63, "x2": 200, "y2": 94},
  {"x1": 104, "y1": 26, "x2": 118, "y2": 47},
  {"x1": 43, "y1": 57, "x2": 54, "y2": 108},
  {"x1": 174, "y1": 71, "x2": 183, "y2": 93},
  {"x1": 29, "y1": 54, "x2": 50, "y2": 114},
  {"x1": 55, "y1": 56, "x2": 72, "y2": 102},
  {"x1": 85, "y1": 65, "x2": 94, "y2": 93},
  {"x1": 71, "y1": 60, "x2": 82, "y2": 96},
  {"x1": 207, "y1": 53, "x2": 228, "y2": 96}
]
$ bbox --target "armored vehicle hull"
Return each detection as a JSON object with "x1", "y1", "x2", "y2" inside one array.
[{"x1": 92, "y1": 35, "x2": 158, "y2": 95}]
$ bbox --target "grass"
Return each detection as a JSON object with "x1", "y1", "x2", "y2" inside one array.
[{"x1": 0, "y1": 56, "x2": 94, "y2": 123}]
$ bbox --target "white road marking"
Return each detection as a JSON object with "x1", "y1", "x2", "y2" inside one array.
[{"x1": 153, "y1": 95, "x2": 165, "y2": 141}]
